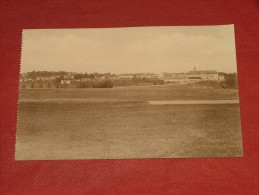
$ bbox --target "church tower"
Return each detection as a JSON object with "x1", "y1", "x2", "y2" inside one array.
[{"x1": 193, "y1": 66, "x2": 196, "y2": 72}]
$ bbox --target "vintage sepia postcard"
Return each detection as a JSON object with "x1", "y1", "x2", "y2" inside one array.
[{"x1": 15, "y1": 25, "x2": 243, "y2": 160}]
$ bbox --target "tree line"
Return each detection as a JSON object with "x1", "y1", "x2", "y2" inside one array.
[
  {"x1": 219, "y1": 73, "x2": 238, "y2": 89},
  {"x1": 25, "y1": 71, "x2": 115, "y2": 80}
]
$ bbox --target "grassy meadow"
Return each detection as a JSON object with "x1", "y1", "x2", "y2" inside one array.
[{"x1": 15, "y1": 86, "x2": 243, "y2": 160}]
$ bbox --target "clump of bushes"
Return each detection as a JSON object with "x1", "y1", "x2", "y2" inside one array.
[
  {"x1": 21, "y1": 83, "x2": 26, "y2": 88},
  {"x1": 78, "y1": 80, "x2": 114, "y2": 88},
  {"x1": 112, "y1": 77, "x2": 164, "y2": 87},
  {"x1": 220, "y1": 73, "x2": 238, "y2": 89},
  {"x1": 92, "y1": 80, "x2": 114, "y2": 88},
  {"x1": 187, "y1": 80, "x2": 221, "y2": 88}
]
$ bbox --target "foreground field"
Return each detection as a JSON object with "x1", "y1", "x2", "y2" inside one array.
[
  {"x1": 19, "y1": 85, "x2": 239, "y2": 102},
  {"x1": 15, "y1": 86, "x2": 243, "y2": 160}
]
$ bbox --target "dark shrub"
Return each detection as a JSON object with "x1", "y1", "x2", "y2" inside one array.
[{"x1": 220, "y1": 73, "x2": 238, "y2": 89}]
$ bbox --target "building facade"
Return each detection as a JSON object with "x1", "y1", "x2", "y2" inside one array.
[{"x1": 162, "y1": 66, "x2": 224, "y2": 84}]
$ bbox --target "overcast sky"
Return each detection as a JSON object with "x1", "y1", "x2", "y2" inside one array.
[{"x1": 21, "y1": 25, "x2": 237, "y2": 74}]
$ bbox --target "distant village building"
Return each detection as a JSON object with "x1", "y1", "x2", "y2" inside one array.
[
  {"x1": 117, "y1": 74, "x2": 134, "y2": 79},
  {"x1": 64, "y1": 75, "x2": 74, "y2": 79},
  {"x1": 50, "y1": 76, "x2": 59, "y2": 80},
  {"x1": 117, "y1": 73, "x2": 158, "y2": 80},
  {"x1": 218, "y1": 74, "x2": 225, "y2": 82},
  {"x1": 162, "y1": 66, "x2": 224, "y2": 84},
  {"x1": 135, "y1": 73, "x2": 158, "y2": 79},
  {"x1": 187, "y1": 70, "x2": 218, "y2": 81},
  {"x1": 22, "y1": 78, "x2": 34, "y2": 82},
  {"x1": 61, "y1": 80, "x2": 72, "y2": 85},
  {"x1": 163, "y1": 73, "x2": 187, "y2": 84}
]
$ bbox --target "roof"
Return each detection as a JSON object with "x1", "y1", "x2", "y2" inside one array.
[
  {"x1": 164, "y1": 73, "x2": 187, "y2": 79},
  {"x1": 188, "y1": 70, "x2": 217, "y2": 74}
]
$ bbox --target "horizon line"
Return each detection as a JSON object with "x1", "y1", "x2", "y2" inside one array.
[{"x1": 20, "y1": 70, "x2": 237, "y2": 74}]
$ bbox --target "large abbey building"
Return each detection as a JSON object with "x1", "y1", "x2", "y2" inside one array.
[{"x1": 162, "y1": 66, "x2": 225, "y2": 84}]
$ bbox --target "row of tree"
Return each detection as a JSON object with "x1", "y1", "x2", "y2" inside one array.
[
  {"x1": 20, "y1": 77, "x2": 165, "y2": 89},
  {"x1": 219, "y1": 73, "x2": 238, "y2": 89},
  {"x1": 25, "y1": 71, "x2": 115, "y2": 80}
]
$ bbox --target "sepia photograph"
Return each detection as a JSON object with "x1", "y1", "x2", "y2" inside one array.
[{"x1": 15, "y1": 25, "x2": 243, "y2": 160}]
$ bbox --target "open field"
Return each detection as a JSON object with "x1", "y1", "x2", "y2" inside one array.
[
  {"x1": 15, "y1": 86, "x2": 243, "y2": 160},
  {"x1": 18, "y1": 85, "x2": 239, "y2": 101}
]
